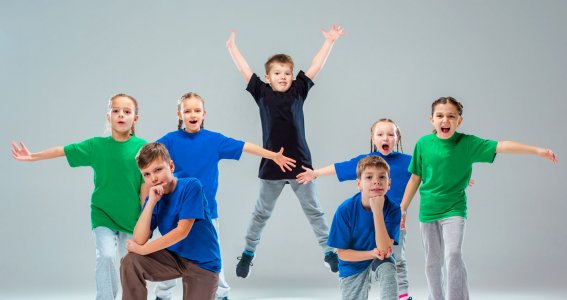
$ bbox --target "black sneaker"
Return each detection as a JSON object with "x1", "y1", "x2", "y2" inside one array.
[
  {"x1": 236, "y1": 252, "x2": 253, "y2": 278},
  {"x1": 324, "y1": 251, "x2": 339, "y2": 273}
]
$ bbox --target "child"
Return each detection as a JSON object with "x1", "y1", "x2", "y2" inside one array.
[
  {"x1": 120, "y1": 142, "x2": 220, "y2": 300},
  {"x1": 400, "y1": 96, "x2": 557, "y2": 300},
  {"x1": 328, "y1": 155, "x2": 401, "y2": 300},
  {"x1": 297, "y1": 118, "x2": 414, "y2": 300},
  {"x1": 226, "y1": 24, "x2": 345, "y2": 278},
  {"x1": 155, "y1": 92, "x2": 295, "y2": 299},
  {"x1": 11, "y1": 94, "x2": 147, "y2": 300}
]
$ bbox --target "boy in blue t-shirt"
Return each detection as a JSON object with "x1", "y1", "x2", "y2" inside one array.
[
  {"x1": 227, "y1": 24, "x2": 345, "y2": 278},
  {"x1": 328, "y1": 156, "x2": 401, "y2": 300},
  {"x1": 120, "y1": 142, "x2": 220, "y2": 300}
]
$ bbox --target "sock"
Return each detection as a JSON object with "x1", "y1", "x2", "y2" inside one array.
[
  {"x1": 325, "y1": 251, "x2": 334, "y2": 257},
  {"x1": 244, "y1": 249, "x2": 255, "y2": 257}
]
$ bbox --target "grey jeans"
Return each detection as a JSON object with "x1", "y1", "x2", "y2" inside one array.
[
  {"x1": 420, "y1": 216, "x2": 468, "y2": 300},
  {"x1": 339, "y1": 257, "x2": 398, "y2": 300},
  {"x1": 244, "y1": 179, "x2": 333, "y2": 253}
]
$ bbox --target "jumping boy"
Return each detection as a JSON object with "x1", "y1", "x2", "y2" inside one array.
[
  {"x1": 120, "y1": 142, "x2": 220, "y2": 300},
  {"x1": 328, "y1": 156, "x2": 400, "y2": 300},
  {"x1": 226, "y1": 25, "x2": 344, "y2": 277}
]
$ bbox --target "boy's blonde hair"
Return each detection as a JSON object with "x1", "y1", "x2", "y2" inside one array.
[
  {"x1": 264, "y1": 54, "x2": 294, "y2": 74},
  {"x1": 356, "y1": 156, "x2": 390, "y2": 179},
  {"x1": 136, "y1": 142, "x2": 171, "y2": 169}
]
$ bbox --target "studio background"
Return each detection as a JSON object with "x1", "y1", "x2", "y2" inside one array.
[{"x1": 1, "y1": 0, "x2": 566, "y2": 298}]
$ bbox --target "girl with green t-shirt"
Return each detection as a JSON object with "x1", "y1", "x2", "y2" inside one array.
[
  {"x1": 11, "y1": 94, "x2": 147, "y2": 300},
  {"x1": 399, "y1": 96, "x2": 557, "y2": 300}
]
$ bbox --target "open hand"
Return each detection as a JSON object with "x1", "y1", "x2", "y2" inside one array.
[
  {"x1": 11, "y1": 141, "x2": 32, "y2": 161},
  {"x1": 321, "y1": 24, "x2": 345, "y2": 42},
  {"x1": 296, "y1": 166, "x2": 316, "y2": 184},
  {"x1": 273, "y1": 147, "x2": 296, "y2": 172}
]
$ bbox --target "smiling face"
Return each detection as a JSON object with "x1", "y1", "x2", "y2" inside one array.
[
  {"x1": 356, "y1": 166, "x2": 391, "y2": 199},
  {"x1": 178, "y1": 96, "x2": 206, "y2": 133},
  {"x1": 430, "y1": 102, "x2": 463, "y2": 139},
  {"x1": 108, "y1": 96, "x2": 138, "y2": 139},
  {"x1": 371, "y1": 121, "x2": 399, "y2": 156},
  {"x1": 265, "y1": 62, "x2": 293, "y2": 92}
]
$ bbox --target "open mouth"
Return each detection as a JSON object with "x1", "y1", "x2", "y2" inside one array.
[
  {"x1": 381, "y1": 144, "x2": 390, "y2": 151},
  {"x1": 189, "y1": 120, "x2": 198, "y2": 125},
  {"x1": 441, "y1": 127, "x2": 450, "y2": 133}
]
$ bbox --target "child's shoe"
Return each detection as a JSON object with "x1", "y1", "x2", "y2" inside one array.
[
  {"x1": 236, "y1": 252, "x2": 254, "y2": 278},
  {"x1": 324, "y1": 251, "x2": 339, "y2": 273},
  {"x1": 399, "y1": 294, "x2": 412, "y2": 300}
]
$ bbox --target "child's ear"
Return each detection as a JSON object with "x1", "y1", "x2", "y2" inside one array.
[
  {"x1": 169, "y1": 160, "x2": 175, "y2": 172},
  {"x1": 457, "y1": 116, "x2": 464, "y2": 127},
  {"x1": 177, "y1": 111, "x2": 182, "y2": 120},
  {"x1": 133, "y1": 115, "x2": 139, "y2": 123},
  {"x1": 203, "y1": 109, "x2": 207, "y2": 118},
  {"x1": 356, "y1": 179, "x2": 362, "y2": 191},
  {"x1": 264, "y1": 74, "x2": 271, "y2": 84}
]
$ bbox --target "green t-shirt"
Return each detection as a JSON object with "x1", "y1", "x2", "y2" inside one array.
[
  {"x1": 409, "y1": 133, "x2": 497, "y2": 222},
  {"x1": 64, "y1": 136, "x2": 147, "y2": 233}
]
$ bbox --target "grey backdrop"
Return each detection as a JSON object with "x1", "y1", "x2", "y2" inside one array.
[{"x1": 1, "y1": 0, "x2": 566, "y2": 296}]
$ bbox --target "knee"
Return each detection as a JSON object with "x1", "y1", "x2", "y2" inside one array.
[
  {"x1": 252, "y1": 209, "x2": 272, "y2": 222},
  {"x1": 445, "y1": 248, "x2": 463, "y2": 265}
]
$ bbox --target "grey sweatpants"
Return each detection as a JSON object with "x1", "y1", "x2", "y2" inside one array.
[
  {"x1": 393, "y1": 228, "x2": 409, "y2": 295},
  {"x1": 340, "y1": 257, "x2": 398, "y2": 300},
  {"x1": 244, "y1": 179, "x2": 333, "y2": 253},
  {"x1": 420, "y1": 216, "x2": 468, "y2": 300}
]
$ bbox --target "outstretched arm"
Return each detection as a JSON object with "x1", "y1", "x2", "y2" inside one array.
[
  {"x1": 496, "y1": 141, "x2": 557, "y2": 163},
  {"x1": 400, "y1": 174, "x2": 421, "y2": 230},
  {"x1": 243, "y1": 142, "x2": 296, "y2": 172},
  {"x1": 304, "y1": 24, "x2": 345, "y2": 80},
  {"x1": 11, "y1": 141, "x2": 65, "y2": 162},
  {"x1": 296, "y1": 164, "x2": 336, "y2": 184},
  {"x1": 226, "y1": 30, "x2": 253, "y2": 82}
]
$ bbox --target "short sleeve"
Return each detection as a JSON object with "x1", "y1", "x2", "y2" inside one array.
[
  {"x1": 64, "y1": 138, "x2": 94, "y2": 167},
  {"x1": 408, "y1": 140, "x2": 422, "y2": 176},
  {"x1": 467, "y1": 135, "x2": 498, "y2": 163},
  {"x1": 327, "y1": 206, "x2": 352, "y2": 249},
  {"x1": 246, "y1": 73, "x2": 263, "y2": 101},
  {"x1": 294, "y1": 71, "x2": 314, "y2": 101},
  {"x1": 217, "y1": 133, "x2": 245, "y2": 160},
  {"x1": 178, "y1": 179, "x2": 206, "y2": 221},
  {"x1": 335, "y1": 154, "x2": 367, "y2": 182},
  {"x1": 156, "y1": 134, "x2": 170, "y2": 150}
]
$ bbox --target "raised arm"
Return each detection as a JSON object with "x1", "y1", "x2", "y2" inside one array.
[
  {"x1": 304, "y1": 24, "x2": 345, "y2": 80},
  {"x1": 226, "y1": 30, "x2": 253, "y2": 82},
  {"x1": 400, "y1": 174, "x2": 421, "y2": 230},
  {"x1": 296, "y1": 164, "x2": 336, "y2": 184},
  {"x1": 496, "y1": 141, "x2": 557, "y2": 163},
  {"x1": 11, "y1": 141, "x2": 65, "y2": 162},
  {"x1": 243, "y1": 142, "x2": 296, "y2": 172}
]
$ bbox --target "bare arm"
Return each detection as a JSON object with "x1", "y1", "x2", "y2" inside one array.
[
  {"x1": 128, "y1": 219, "x2": 194, "y2": 256},
  {"x1": 400, "y1": 174, "x2": 421, "y2": 230},
  {"x1": 226, "y1": 30, "x2": 253, "y2": 82},
  {"x1": 296, "y1": 164, "x2": 336, "y2": 184},
  {"x1": 337, "y1": 246, "x2": 392, "y2": 262},
  {"x1": 304, "y1": 24, "x2": 345, "y2": 80},
  {"x1": 243, "y1": 142, "x2": 296, "y2": 172},
  {"x1": 139, "y1": 183, "x2": 149, "y2": 207},
  {"x1": 369, "y1": 197, "x2": 394, "y2": 254},
  {"x1": 131, "y1": 186, "x2": 160, "y2": 245},
  {"x1": 11, "y1": 141, "x2": 65, "y2": 161},
  {"x1": 496, "y1": 141, "x2": 557, "y2": 163}
]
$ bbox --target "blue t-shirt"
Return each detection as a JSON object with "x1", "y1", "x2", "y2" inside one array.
[
  {"x1": 334, "y1": 151, "x2": 412, "y2": 206},
  {"x1": 246, "y1": 71, "x2": 314, "y2": 180},
  {"x1": 328, "y1": 193, "x2": 401, "y2": 278},
  {"x1": 147, "y1": 177, "x2": 221, "y2": 273},
  {"x1": 157, "y1": 129, "x2": 245, "y2": 219}
]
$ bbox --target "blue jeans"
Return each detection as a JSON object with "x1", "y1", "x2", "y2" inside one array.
[
  {"x1": 92, "y1": 226, "x2": 131, "y2": 300},
  {"x1": 393, "y1": 229, "x2": 409, "y2": 295},
  {"x1": 244, "y1": 179, "x2": 333, "y2": 253}
]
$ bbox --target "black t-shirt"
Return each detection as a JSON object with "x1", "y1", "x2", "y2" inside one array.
[{"x1": 246, "y1": 70, "x2": 314, "y2": 179}]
